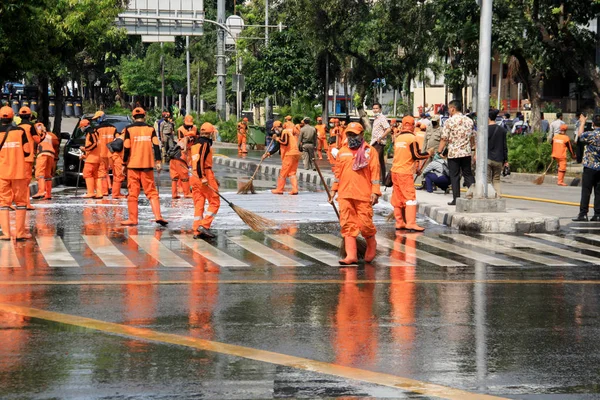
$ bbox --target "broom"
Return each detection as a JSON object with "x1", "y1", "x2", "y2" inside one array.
[
  {"x1": 238, "y1": 151, "x2": 269, "y2": 194},
  {"x1": 313, "y1": 158, "x2": 366, "y2": 260},
  {"x1": 207, "y1": 185, "x2": 275, "y2": 232},
  {"x1": 533, "y1": 160, "x2": 554, "y2": 185}
]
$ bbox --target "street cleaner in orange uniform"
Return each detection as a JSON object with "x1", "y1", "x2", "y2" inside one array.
[
  {"x1": 237, "y1": 117, "x2": 249, "y2": 153},
  {"x1": 262, "y1": 125, "x2": 301, "y2": 195},
  {"x1": 79, "y1": 119, "x2": 103, "y2": 199},
  {"x1": 391, "y1": 116, "x2": 433, "y2": 232},
  {"x1": 93, "y1": 111, "x2": 117, "y2": 197},
  {"x1": 552, "y1": 124, "x2": 575, "y2": 186},
  {"x1": 190, "y1": 122, "x2": 220, "y2": 239},
  {"x1": 315, "y1": 117, "x2": 328, "y2": 159},
  {"x1": 17, "y1": 107, "x2": 39, "y2": 210},
  {"x1": 283, "y1": 115, "x2": 294, "y2": 130},
  {"x1": 121, "y1": 107, "x2": 167, "y2": 226},
  {"x1": 178, "y1": 115, "x2": 198, "y2": 141},
  {"x1": 0, "y1": 106, "x2": 33, "y2": 240},
  {"x1": 166, "y1": 132, "x2": 192, "y2": 199},
  {"x1": 330, "y1": 122, "x2": 381, "y2": 265},
  {"x1": 327, "y1": 118, "x2": 340, "y2": 164},
  {"x1": 32, "y1": 123, "x2": 59, "y2": 200},
  {"x1": 107, "y1": 128, "x2": 126, "y2": 198}
]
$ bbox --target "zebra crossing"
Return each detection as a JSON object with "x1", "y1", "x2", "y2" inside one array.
[{"x1": 0, "y1": 231, "x2": 600, "y2": 269}]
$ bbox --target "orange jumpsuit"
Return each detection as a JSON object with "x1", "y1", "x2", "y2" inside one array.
[
  {"x1": 82, "y1": 127, "x2": 101, "y2": 185},
  {"x1": 283, "y1": 120, "x2": 295, "y2": 131},
  {"x1": 18, "y1": 121, "x2": 39, "y2": 208},
  {"x1": 190, "y1": 137, "x2": 220, "y2": 231},
  {"x1": 328, "y1": 124, "x2": 341, "y2": 163},
  {"x1": 337, "y1": 123, "x2": 347, "y2": 149},
  {"x1": 34, "y1": 129, "x2": 58, "y2": 199},
  {"x1": 414, "y1": 126, "x2": 427, "y2": 173},
  {"x1": 315, "y1": 123, "x2": 328, "y2": 159},
  {"x1": 237, "y1": 122, "x2": 248, "y2": 153},
  {"x1": 332, "y1": 142, "x2": 381, "y2": 238},
  {"x1": 0, "y1": 125, "x2": 31, "y2": 209},
  {"x1": 178, "y1": 125, "x2": 197, "y2": 142},
  {"x1": 96, "y1": 122, "x2": 117, "y2": 196},
  {"x1": 109, "y1": 130, "x2": 126, "y2": 198},
  {"x1": 270, "y1": 129, "x2": 301, "y2": 194},
  {"x1": 391, "y1": 132, "x2": 430, "y2": 229},
  {"x1": 552, "y1": 132, "x2": 574, "y2": 186},
  {"x1": 167, "y1": 136, "x2": 191, "y2": 198}
]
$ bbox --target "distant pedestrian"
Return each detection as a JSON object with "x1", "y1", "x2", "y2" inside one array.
[
  {"x1": 548, "y1": 112, "x2": 565, "y2": 142},
  {"x1": 438, "y1": 100, "x2": 475, "y2": 205},
  {"x1": 422, "y1": 153, "x2": 450, "y2": 193},
  {"x1": 573, "y1": 113, "x2": 600, "y2": 222},
  {"x1": 370, "y1": 102, "x2": 392, "y2": 184},
  {"x1": 299, "y1": 117, "x2": 317, "y2": 170},
  {"x1": 487, "y1": 109, "x2": 508, "y2": 197},
  {"x1": 551, "y1": 124, "x2": 575, "y2": 187},
  {"x1": 425, "y1": 115, "x2": 442, "y2": 152},
  {"x1": 540, "y1": 113, "x2": 550, "y2": 136}
]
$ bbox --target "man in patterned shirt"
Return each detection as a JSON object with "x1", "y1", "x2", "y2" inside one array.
[
  {"x1": 370, "y1": 102, "x2": 392, "y2": 183},
  {"x1": 437, "y1": 100, "x2": 475, "y2": 205},
  {"x1": 573, "y1": 113, "x2": 600, "y2": 221}
]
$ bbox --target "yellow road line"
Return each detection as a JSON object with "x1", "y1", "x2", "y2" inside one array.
[
  {"x1": 0, "y1": 303, "x2": 507, "y2": 400},
  {"x1": 1, "y1": 279, "x2": 599, "y2": 286},
  {"x1": 458, "y1": 188, "x2": 587, "y2": 207}
]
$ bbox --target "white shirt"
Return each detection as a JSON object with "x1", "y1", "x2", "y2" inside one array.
[{"x1": 371, "y1": 114, "x2": 390, "y2": 145}]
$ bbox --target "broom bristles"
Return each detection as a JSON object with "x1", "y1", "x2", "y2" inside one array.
[
  {"x1": 231, "y1": 203, "x2": 276, "y2": 232},
  {"x1": 237, "y1": 179, "x2": 256, "y2": 194},
  {"x1": 386, "y1": 210, "x2": 395, "y2": 222},
  {"x1": 533, "y1": 175, "x2": 545, "y2": 185},
  {"x1": 338, "y1": 237, "x2": 367, "y2": 261}
]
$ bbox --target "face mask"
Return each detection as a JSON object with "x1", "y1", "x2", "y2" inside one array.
[
  {"x1": 348, "y1": 136, "x2": 364, "y2": 149},
  {"x1": 373, "y1": 112, "x2": 380, "y2": 117}
]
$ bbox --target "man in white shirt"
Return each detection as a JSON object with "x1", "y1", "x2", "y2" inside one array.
[
  {"x1": 548, "y1": 112, "x2": 565, "y2": 142},
  {"x1": 370, "y1": 102, "x2": 392, "y2": 183}
]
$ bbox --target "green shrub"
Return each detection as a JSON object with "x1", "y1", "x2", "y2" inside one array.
[
  {"x1": 105, "y1": 104, "x2": 131, "y2": 116},
  {"x1": 507, "y1": 132, "x2": 554, "y2": 173}
]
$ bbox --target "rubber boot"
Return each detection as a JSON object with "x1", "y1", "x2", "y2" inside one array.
[
  {"x1": 15, "y1": 209, "x2": 31, "y2": 241},
  {"x1": 394, "y1": 207, "x2": 406, "y2": 230},
  {"x1": 44, "y1": 180, "x2": 52, "y2": 200},
  {"x1": 364, "y1": 236, "x2": 377, "y2": 263},
  {"x1": 271, "y1": 177, "x2": 285, "y2": 194},
  {"x1": 0, "y1": 209, "x2": 10, "y2": 240},
  {"x1": 339, "y1": 236, "x2": 358, "y2": 265},
  {"x1": 82, "y1": 178, "x2": 96, "y2": 198},
  {"x1": 121, "y1": 201, "x2": 139, "y2": 226},
  {"x1": 557, "y1": 171, "x2": 567, "y2": 186},
  {"x1": 405, "y1": 204, "x2": 425, "y2": 232},
  {"x1": 32, "y1": 179, "x2": 46, "y2": 199},
  {"x1": 26, "y1": 195, "x2": 35, "y2": 211},
  {"x1": 150, "y1": 198, "x2": 168, "y2": 226},
  {"x1": 172, "y1": 181, "x2": 180, "y2": 199},
  {"x1": 182, "y1": 180, "x2": 192, "y2": 198},
  {"x1": 102, "y1": 178, "x2": 109, "y2": 196},
  {"x1": 112, "y1": 181, "x2": 125, "y2": 199},
  {"x1": 95, "y1": 179, "x2": 104, "y2": 199},
  {"x1": 289, "y1": 176, "x2": 298, "y2": 195}
]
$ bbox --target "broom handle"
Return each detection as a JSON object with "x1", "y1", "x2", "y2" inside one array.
[
  {"x1": 312, "y1": 157, "x2": 340, "y2": 219},
  {"x1": 207, "y1": 184, "x2": 234, "y2": 207},
  {"x1": 544, "y1": 160, "x2": 554, "y2": 174},
  {"x1": 249, "y1": 148, "x2": 270, "y2": 181},
  {"x1": 74, "y1": 157, "x2": 83, "y2": 196}
]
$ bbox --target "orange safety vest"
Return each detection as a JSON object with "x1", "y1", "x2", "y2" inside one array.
[
  {"x1": 237, "y1": 122, "x2": 248, "y2": 135},
  {"x1": 37, "y1": 130, "x2": 58, "y2": 159},
  {"x1": 190, "y1": 138, "x2": 214, "y2": 179},
  {"x1": 178, "y1": 125, "x2": 197, "y2": 140},
  {"x1": 551, "y1": 133, "x2": 574, "y2": 159},
  {"x1": 279, "y1": 129, "x2": 300, "y2": 158},
  {"x1": 83, "y1": 127, "x2": 101, "y2": 164},
  {"x1": 315, "y1": 123, "x2": 327, "y2": 139},
  {"x1": 17, "y1": 121, "x2": 39, "y2": 162},
  {"x1": 96, "y1": 123, "x2": 117, "y2": 158},
  {"x1": 391, "y1": 132, "x2": 429, "y2": 174},
  {"x1": 123, "y1": 122, "x2": 161, "y2": 169},
  {"x1": 283, "y1": 121, "x2": 294, "y2": 130},
  {"x1": 332, "y1": 142, "x2": 381, "y2": 202},
  {"x1": 0, "y1": 125, "x2": 31, "y2": 180}
]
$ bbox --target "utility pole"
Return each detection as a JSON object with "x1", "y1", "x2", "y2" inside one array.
[
  {"x1": 216, "y1": 0, "x2": 226, "y2": 120},
  {"x1": 160, "y1": 42, "x2": 165, "y2": 111},
  {"x1": 475, "y1": 0, "x2": 493, "y2": 199},
  {"x1": 497, "y1": 59, "x2": 503, "y2": 110},
  {"x1": 264, "y1": 0, "x2": 270, "y2": 122},
  {"x1": 186, "y1": 36, "x2": 191, "y2": 114}
]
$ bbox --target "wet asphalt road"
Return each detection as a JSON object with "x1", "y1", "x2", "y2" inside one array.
[{"x1": 1, "y1": 163, "x2": 600, "y2": 399}]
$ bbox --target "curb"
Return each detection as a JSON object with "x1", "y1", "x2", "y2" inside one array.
[{"x1": 216, "y1": 156, "x2": 560, "y2": 233}]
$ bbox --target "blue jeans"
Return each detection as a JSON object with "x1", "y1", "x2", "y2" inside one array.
[{"x1": 424, "y1": 173, "x2": 450, "y2": 193}]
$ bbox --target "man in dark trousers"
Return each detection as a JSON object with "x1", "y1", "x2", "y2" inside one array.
[
  {"x1": 299, "y1": 117, "x2": 317, "y2": 170},
  {"x1": 573, "y1": 113, "x2": 600, "y2": 222},
  {"x1": 487, "y1": 109, "x2": 509, "y2": 197}
]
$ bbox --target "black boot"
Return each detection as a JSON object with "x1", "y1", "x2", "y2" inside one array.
[
  {"x1": 591, "y1": 215, "x2": 600, "y2": 222},
  {"x1": 572, "y1": 214, "x2": 588, "y2": 222}
]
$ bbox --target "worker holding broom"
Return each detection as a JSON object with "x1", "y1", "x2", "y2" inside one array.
[
  {"x1": 237, "y1": 117, "x2": 249, "y2": 154},
  {"x1": 330, "y1": 122, "x2": 381, "y2": 265},
  {"x1": 315, "y1": 117, "x2": 328, "y2": 160},
  {"x1": 552, "y1": 124, "x2": 575, "y2": 187},
  {"x1": 262, "y1": 125, "x2": 300, "y2": 195},
  {"x1": 31, "y1": 122, "x2": 58, "y2": 201},
  {"x1": 79, "y1": 119, "x2": 103, "y2": 199},
  {"x1": 190, "y1": 122, "x2": 220, "y2": 239},
  {"x1": 93, "y1": 111, "x2": 117, "y2": 197}
]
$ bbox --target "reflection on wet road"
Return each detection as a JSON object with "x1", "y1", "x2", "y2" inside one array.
[{"x1": 1, "y1": 167, "x2": 600, "y2": 399}]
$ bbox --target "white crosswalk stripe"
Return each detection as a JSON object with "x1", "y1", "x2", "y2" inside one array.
[
  {"x1": 485, "y1": 234, "x2": 600, "y2": 264},
  {"x1": 310, "y1": 234, "x2": 411, "y2": 267},
  {"x1": 375, "y1": 235, "x2": 466, "y2": 267},
  {"x1": 82, "y1": 235, "x2": 136, "y2": 268},
  {"x1": 266, "y1": 234, "x2": 346, "y2": 266},
  {"x1": 176, "y1": 235, "x2": 249, "y2": 267},
  {"x1": 36, "y1": 236, "x2": 79, "y2": 267},
  {"x1": 403, "y1": 235, "x2": 521, "y2": 266},
  {"x1": 228, "y1": 236, "x2": 304, "y2": 267},
  {"x1": 570, "y1": 227, "x2": 600, "y2": 231},
  {"x1": 527, "y1": 233, "x2": 600, "y2": 255},
  {"x1": 442, "y1": 234, "x2": 575, "y2": 267},
  {"x1": 0, "y1": 241, "x2": 19, "y2": 268},
  {"x1": 128, "y1": 235, "x2": 193, "y2": 268}
]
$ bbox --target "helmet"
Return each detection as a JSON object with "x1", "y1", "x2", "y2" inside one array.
[
  {"x1": 401, "y1": 116, "x2": 415, "y2": 133},
  {"x1": 92, "y1": 111, "x2": 105, "y2": 120},
  {"x1": 345, "y1": 122, "x2": 364, "y2": 135},
  {"x1": 18, "y1": 107, "x2": 31, "y2": 116},
  {"x1": 243, "y1": 117, "x2": 249, "y2": 122},
  {"x1": 273, "y1": 121, "x2": 282, "y2": 128},
  {"x1": 285, "y1": 115, "x2": 292, "y2": 121},
  {"x1": 132, "y1": 107, "x2": 146, "y2": 118},
  {"x1": 200, "y1": 122, "x2": 215, "y2": 134},
  {"x1": 0, "y1": 106, "x2": 14, "y2": 120},
  {"x1": 184, "y1": 115, "x2": 194, "y2": 126},
  {"x1": 560, "y1": 124, "x2": 568, "y2": 131},
  {"x1": 79, "y1": 119, "x2": 90, "y2": 128}
]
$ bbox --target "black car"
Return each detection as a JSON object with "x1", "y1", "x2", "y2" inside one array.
[{"x1": 62, "y1": 114, "x2": 131, "y2": 186}]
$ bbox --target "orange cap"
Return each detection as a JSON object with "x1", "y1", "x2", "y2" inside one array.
[
  {"x1": 243, "y1": 117, "x2": 249, "y2": 122},
  {"x1": 18, "y1": 106, "x2": 31, "y2": 116},
  {"x1": 0, "y1": 106, "x2": 14, "y2": 120},
  {"x1": 132, "y1": 107, "x2": 146, "y2": 118},
  {"x1": 79, "y1": 119, "x2": 90, "y2": 128},
  {"x1": 285, "y1": 115, "x2": 292, "y2": 121},
  {"x1": 401, "y1": 116, "x2": 415, "y2": 133},
  {"x1": 92, "y1": 111, "x2": 105, "y2": 120},
  {"x1": 184, "y1": 115, "x2": 194, "y2": 126},
  {"x1": 345, "y1": 122, "x2": 364, "y2": 135},
  {"x1": 559, "y1": 124, "x2": 568, "y2": 131},
  {"x1": 200, "y1": 122, "x2": 215, "y2": 134},
  {"x1": 273, "y1": 121, "x2": 282, "y2": 128}
]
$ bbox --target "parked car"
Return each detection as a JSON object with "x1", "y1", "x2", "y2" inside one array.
[{"x1": 62, "y1": 114, "x2": 131, "y2": 186}]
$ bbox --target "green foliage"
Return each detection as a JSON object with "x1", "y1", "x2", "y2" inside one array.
[
  {"x1": 542, "y1": 103, "x2": 562, "y2": 113},
  {"x1": 216, "y1": 117, "x2": 239, "y2": 143},
  {"x1": 507, "y1": 133, "x2": 553, "y2": 173},
  {"x1": 105, "y1": 104, "x2": 132, "y2": 116}
]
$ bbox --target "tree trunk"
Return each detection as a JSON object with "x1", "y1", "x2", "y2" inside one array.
[
  {"x1": 324, "y1": 52, "x2": 329, "y2": 122},
  {"x1": 52, "y1": 78, "x2": 64, "y2": 136},
  {"x1": 344, "y1": 72, "x2": 350, "y2": 120},
  {"x1": 526, "y1": 75, "x2": 543, "y2": 132},
  {"x1": 355, "y1": 84, "x2": 371, "y2": 130},
  {"x1": 37, "y1": 75, "x2": 50, "y2": 128},
  {"x1": 406, "y1": 74, "x2": 414, "y2": 115}
]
